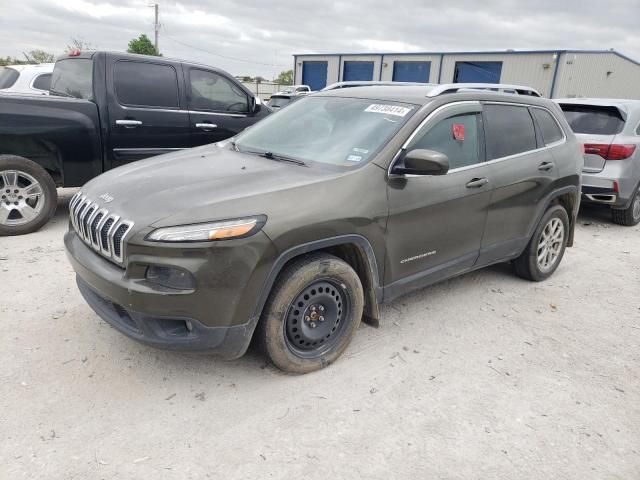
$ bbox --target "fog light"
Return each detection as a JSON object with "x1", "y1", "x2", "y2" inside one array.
[{"x1": 145, "y1": 266, "x2": 195, "y2": 290}]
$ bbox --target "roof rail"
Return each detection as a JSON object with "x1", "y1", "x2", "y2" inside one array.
[{"x1": 427, "y1": 83, "x2": 542, "y2": 97}]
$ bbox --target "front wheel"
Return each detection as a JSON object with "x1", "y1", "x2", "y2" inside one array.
[
  {"x1": 0, "y1": 155, "x2": 57, "y2": 236},
  {"x1": 513, "y1": 205, "x2": 569, "y2": 281},
  {"x1": 258, "y1": 253, "x2": 364, "y2": 374}
]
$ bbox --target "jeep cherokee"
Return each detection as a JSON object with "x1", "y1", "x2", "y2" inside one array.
[{"x1": 65, "y1": 83, "x2": 583, "y2": 374}]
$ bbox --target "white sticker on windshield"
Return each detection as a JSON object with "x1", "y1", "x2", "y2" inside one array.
[
  {"x1": 364, "y1": 104, "x2": 412, "y2": 117},
  {"x1": 346, "y1": 154, "x2": 363, "y2": 162},
  {"x1": 353, "y1": 147, "x2": 369, "y2": 154}
]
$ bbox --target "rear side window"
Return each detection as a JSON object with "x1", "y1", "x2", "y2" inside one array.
[
  {"x1": 408, "y1": 113, "x2": 481, "y2": 170},
  {"x1": 50, "y1": 59, "x2": 93, "y2": 99},
  {"x1": 484, "y1": 105, "x2": 537, "y2": 160},
  {"x1": 0, "y1": 67, "x2": 19, "y2": 89},
  {"x1": 114, "y1": 61, "x2": 179, "y2": 108},
  {"x1": 32, "y1": 73, "x2": 51, "y2": 91},
  {"x1": 559, "y1": 104, "x2": 624, "y2": 135},
  {"x1": 531, "y1": 108, "x2": 564, "y2": 145},
  {"x1": 268, "y1": 96, "x2": 292, "y2": 108},
  {"x1": 188, "y1": 69, "x2": 248, "y2": 112}
]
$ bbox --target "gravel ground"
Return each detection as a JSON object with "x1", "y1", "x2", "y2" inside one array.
[{"x1": 1, "y1": 189, "x2": 639, "y2": 479}]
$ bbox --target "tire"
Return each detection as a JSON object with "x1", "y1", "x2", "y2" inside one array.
[
  {"x1": 611, "y1": 186, "x2": 640, "y2": 227},
  {"x1": 513, "y1": 205, "x2": 570, "y2": 282},
  {"x1": 258, "y1": 253, "x2": 364, "y2": 374},
  {"x1": 0, "y1": 154, "x2": 57, "y2": 236}
]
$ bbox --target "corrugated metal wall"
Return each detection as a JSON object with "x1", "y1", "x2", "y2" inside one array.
[
  {"x1": 554, "y1": 52, "x2": 640, "y2": 99},
  {"x1": 294, "y1": 51, "x2": 640, "y2": 99}
]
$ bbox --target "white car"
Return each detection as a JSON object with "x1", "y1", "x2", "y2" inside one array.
[
  {"x1": 0, "y1": 63, "x2": 54, "y2": 95},
  {"x1": 273, "y1": 84, "x2": 311, "y2": 96}
]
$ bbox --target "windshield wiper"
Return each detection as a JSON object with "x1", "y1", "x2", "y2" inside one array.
[{"x1": 259, "y1": 151, "x2": 306, "y2": 166}]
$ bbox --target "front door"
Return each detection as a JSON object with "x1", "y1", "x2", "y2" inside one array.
[
  {"x1": 184, "y1": 67, "x2": 258, "y2": 147},
  {"x1": 385, "y1": 102, "x2": 492, "y2": 292},
  {"x1": 105, "y1": 57, "x2": 191, "y2": 169}
]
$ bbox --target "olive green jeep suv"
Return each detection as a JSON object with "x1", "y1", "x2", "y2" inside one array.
[{"x1": 65, "y1": 83, "x2": 583, "y2": 373}]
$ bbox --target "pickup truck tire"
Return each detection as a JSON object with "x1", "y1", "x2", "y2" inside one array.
[
  {"x1": 611, "y1": 186, "x2": 640, "y2": 226},
  {"x1": 513, "y1": 205, "x2": 569, "y2": 282},
  {"x1": 0, "y1": 155, "x2": 57, "y2": 236},
  {"x1": 258, "y1": 253, "x2": 364, "y2": 374}
]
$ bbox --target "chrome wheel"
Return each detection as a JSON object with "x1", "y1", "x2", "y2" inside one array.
[
  {"x1": 0, "y1": 170, "x2": 45, "y2": 226},
  {"x1": 536, "y1": 217, "x2": 564, "y2": 273}
]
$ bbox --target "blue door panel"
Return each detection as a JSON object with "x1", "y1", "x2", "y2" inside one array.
[
  {"x1": 302, "y1": 61, "x2": 328, "y2": 90},
  {"x1": 453, "y1": 61, "x2": 502, "y2": 83},
  {"x1": 392, "y1": 61, "x2": 431, "y2": 82},
  {"x1": 343, "y1": 61, "x2": 374, "y2": 81}
]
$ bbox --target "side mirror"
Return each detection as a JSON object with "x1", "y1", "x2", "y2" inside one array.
[
  {"x1": 251, "y1": 96, "x2": 262, "y2": 113},
  {"x1": 392, "y1": 149, "x2": 450, "y2": 176}
]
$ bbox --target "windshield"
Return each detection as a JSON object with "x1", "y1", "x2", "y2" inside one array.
[
  {"x1": 235, "y1": 96, "x2": 416, "y2": 167},
  {"x1": 50, "y1": 58, "x2": 93, "y2": 99},
  {"x1": 0, "y1": 67, "x2": 19, "y2": 89},
  {"x1": 268, "y1": 96, "x2": 292, "y2": 108},
  {"x1": 560, "y1": 104, "x2": 625, "y2": 135}
]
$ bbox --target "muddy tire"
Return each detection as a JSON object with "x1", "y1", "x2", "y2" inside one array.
[
  {"x1": 0, "y1": 155, "x2": 57, "y2": 236},
  {"x1": 258, "y1": 253, "x2": 364, "y2": 374},
  {"x1": 513, "y1": 205, "x2": 569, "y2": 282}
]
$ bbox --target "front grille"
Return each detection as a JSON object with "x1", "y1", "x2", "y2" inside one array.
[{"x1": 69, "y1": 192, "x2": 134, "y2": 265}]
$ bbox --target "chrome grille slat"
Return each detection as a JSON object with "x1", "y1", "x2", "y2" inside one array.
[{"x1": 69, "y1": 192, "x2": 134, "y2": 266}]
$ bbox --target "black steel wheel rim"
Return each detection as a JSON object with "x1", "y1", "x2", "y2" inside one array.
[{"x1": 283, "y1": 279, "x2": 351, "y2": 358}]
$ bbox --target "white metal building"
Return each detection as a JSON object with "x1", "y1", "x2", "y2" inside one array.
[{"x1": 292, "y1": 49, "x2": 640, "y2": 99}]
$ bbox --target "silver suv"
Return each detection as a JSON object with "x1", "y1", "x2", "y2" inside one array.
[{"x1": 557, "y1": 99, "x2": 640, "y2": 226}]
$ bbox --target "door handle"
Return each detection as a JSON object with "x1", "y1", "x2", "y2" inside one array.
[
  {"x1": 466, "y1": 177, "x2": 489, "y2": 188},
  {"x1": 538, "y1": 162, "x2": 555, "y2": 172},
  {"x1": 195, "y1": 123, "x2": 218, "y2": 130},
  {"x1": 116, "y1": 119, "x2": 142, "y2": 128}
]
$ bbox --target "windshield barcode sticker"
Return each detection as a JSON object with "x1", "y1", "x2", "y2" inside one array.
[{"x1": 365, "y1": 104, "x2": 412, "y2": 117}]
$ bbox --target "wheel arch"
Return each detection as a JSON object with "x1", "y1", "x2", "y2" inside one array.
[
  {"x1": 253, "y1": 235, "x2": 383, "y2": 327},
  {"x1": 530, "y1": 186, "x2": 579, "y2": 248},
  {"x1": 0, "y1": 136, "x2": 63, "y2": 186}
]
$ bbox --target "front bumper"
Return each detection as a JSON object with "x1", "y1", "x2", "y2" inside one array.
[{"x1": 64, "y1": 229, "x2": 276, "y2": 357}]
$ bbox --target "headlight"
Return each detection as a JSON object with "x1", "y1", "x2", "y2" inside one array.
[{"x1": 146, "y1": 216, "x2": 265, "y2": 242}]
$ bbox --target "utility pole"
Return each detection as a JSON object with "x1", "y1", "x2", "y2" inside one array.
[{"x1": 152, "y1": 3, "x2": 159, "y2": 54}]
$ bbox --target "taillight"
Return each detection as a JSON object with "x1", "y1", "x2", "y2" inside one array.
[
  {"x1": 579, "y1": 143, "x2": 586, "y2": 155},
  {"x1": 68, "y1": 49, "x2": 81, "y2": 57},
  {"x1": 583, "y1": 143, "x2": 636, "y2": 160},
  {"x1": 607, "y1": 144, "x2": 636, "y2": 160}
]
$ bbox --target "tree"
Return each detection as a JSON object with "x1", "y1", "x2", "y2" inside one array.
[
  {"x1": 24, "y1": 49, "x2": 55, "y2": 64},
  {"x1": 66, "y1": 38, "x2": 94, "y2": 53},
  {"x1": 276, "y1": 69, "x2": 293, "y2": 85},
  {"x1": 0, "y1": 56, "x2": 27, "y2": 66},
  {"x1": 127, "y1": 34, "x2": 160, "y2": 56},
  {"x1": 254, "y1": 76, "x2": 266, "y2": 84}
]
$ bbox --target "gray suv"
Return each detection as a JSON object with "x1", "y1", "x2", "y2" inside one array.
[
  {"x1": 557, "y1": 99, "x2": 640, "y2": 226},
  {"x1": 65, "y1": 83, "x2": 583, "y2": 373}
]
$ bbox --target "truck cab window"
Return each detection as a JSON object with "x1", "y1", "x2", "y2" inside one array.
[
  {"x1": 188, "y1": 69, "x2": 249, "y2": 113},
  {"x1": 114, "y1": 61, "x2": 179, "y2": 108}
]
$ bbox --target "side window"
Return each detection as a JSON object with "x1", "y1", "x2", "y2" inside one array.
[
  {"x1": 188, "y1": 69, "x2": 249, "y2": 113},
  {"x1": 407, "y1": 113, "x2": 481, "y2": 170},
  {"x1": 32, "y1": 73, "x2": 51, "y2": 91},
  {"x1": 531, "y1": 108, "x2": 564, "y2": 145},
  {"x1": 484, "y1": 105, "x2": 537, "y2": 160},
  {"x1": 114, "y1": 61, "x2": 179, "y2": 108}
]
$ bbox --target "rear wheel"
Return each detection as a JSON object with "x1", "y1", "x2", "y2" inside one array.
[
  {"x1": 513, "y1": 205, "x2": 569, "y2": 281},
  {"x1": 0, "y1": 155, "x2": 57, "y2": 236},
  {"x1": 611, "y1": 187, "x2": 640, "y2": 226},
  {"x1": 259, "y1": 253, "x2": 364, "y2": 374}
]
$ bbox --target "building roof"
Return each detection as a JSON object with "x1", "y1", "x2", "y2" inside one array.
[{"x1": 293, "y1": 49, "x2": 640, "y2": 67}]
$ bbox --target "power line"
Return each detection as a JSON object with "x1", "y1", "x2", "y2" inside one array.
[{"x1": 161, "y1": 31, "x2": 288, "y2": 67}]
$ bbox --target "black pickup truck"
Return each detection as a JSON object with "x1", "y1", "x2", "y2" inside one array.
[{"x1": 0, "y1": 50, "x2": 270, "y2": 235}]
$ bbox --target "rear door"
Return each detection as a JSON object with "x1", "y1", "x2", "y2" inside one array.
[
  {"x1": 106, "y1": 56, "x2": 191, "y2": 168},
  {"x1": 385, "y1": 102, "x2": 492, "y2": 289},
  {"x1": 184, "y1": 66, "x2": 257, "y2": 147},
  {"x1": 558, "y1": 103, "x2": 625, "y2": 173},
  {"x1": 479, "y1": 103, "x2": 560, "y2": 265}
]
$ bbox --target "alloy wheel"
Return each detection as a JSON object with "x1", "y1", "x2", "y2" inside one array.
[
  {"x1": 536, "y1": 217, "x2": 564, "y2": 273},
  {"x1": 0, "y1": 170, "x2": 45, "y2": 226}
]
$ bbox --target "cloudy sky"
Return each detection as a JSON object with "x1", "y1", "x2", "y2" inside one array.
[{"x1": 1, "y1": 0, "x2": 639, "y2": 79}]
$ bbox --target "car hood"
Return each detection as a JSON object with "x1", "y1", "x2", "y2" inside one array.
[{"x1": 79, "y1": 143, "x2": 341, "y2": 232}]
